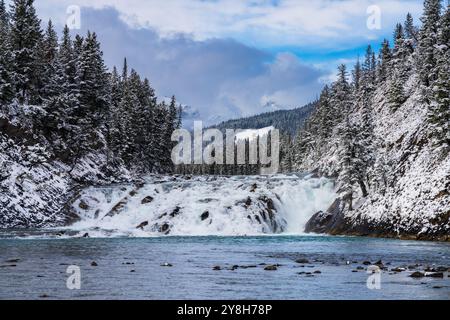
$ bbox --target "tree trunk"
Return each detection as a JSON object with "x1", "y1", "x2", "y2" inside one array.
[{"x1": 358, "y1": 179, "x2": 368, "y2": 197}]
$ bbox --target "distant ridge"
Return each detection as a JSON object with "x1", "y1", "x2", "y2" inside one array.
[{"x1": 211, "y1": 101, "x2": 317, "y2": 135}]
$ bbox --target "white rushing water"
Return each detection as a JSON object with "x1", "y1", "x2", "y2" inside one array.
[{"x1": 66, "y1": 174, "x2": 336, "y2": 238}]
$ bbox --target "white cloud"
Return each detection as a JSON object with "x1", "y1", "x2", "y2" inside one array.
[{"x1": 35, "y1": 0, "x2": 423, "y2": 48}]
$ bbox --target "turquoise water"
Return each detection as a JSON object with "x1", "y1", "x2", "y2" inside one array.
[{"x1": 0, "y1": 235, "x2": 449, "y2": 300}]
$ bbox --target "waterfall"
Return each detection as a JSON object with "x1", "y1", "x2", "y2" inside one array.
[{"x1": 66, "y1": 174, "x2": 336, "y2": 237}]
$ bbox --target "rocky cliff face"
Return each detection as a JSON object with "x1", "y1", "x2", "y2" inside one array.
[
  {"x1": 302, "y1": 77, "x2": 450, "y2": 241},
  {"x1": 0, "y1": 105, "x2": 130, "y2": 228}
]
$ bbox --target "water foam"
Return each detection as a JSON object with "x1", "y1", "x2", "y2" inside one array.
[{"x1": 67, "y1": 174, "x2": 336, "y2": 238}]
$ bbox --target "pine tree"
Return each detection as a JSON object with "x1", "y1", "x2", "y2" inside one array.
[
  {"x1": 352, "y1": 57, "x2": 362, "y2": 91},
  {"x1": 337, "y1": 117, "x2": 358, "y2": 210},
  {"x1": 428, "y1": 3, "x2": 450, "y2": 148},
  {"x1": 57, "y1": 25, "x2": 77, "y2": 94},
  {"x1": 392, "y1": 22, "x2": 412, "y2": 77},
  {"x1": 162, "y1": 95, "x2": 179, "y2": 170},
  {"x1": 330, "y1": 64, "x2": 352, "y2": 122},
  {"x1": 140, "y1": 77, "x2": 158, "y2": 171},
  {"x1": 417, "y1": 0, "x2": 442, "y2": 88},
  {"x1": 361, "y1": 45, "x2": 376, "y2": 91},
  {"x1": 377, "y1": 39, "x2": 392, "y2": 83},
  {"x1": 0, "y1": 0, "x2": 14, "y2": 104},
  {"x1": 108, "y1": 66, "x2": 122, "y2": 154},
  {"x1": 128, "y1": 68, "x2": 149, "y2": 169},
  {"x1": 404, "y1": 12, "x2": 418, "y2": 44},
  {"x1": 9, "y1": 0, "x2": 43, "y2": 104},
  {"x1": 116, "y1": 63, "x2": 138, "y2": 164},
  {"x1": 40, "y1": 20, "x2": 59, "y2": 100},
  {"x1": 394, "y1": 23, "x2": 405, "y2": 44},
  {"x1": 77, "y1": 32, "x2": 110, "y2": 130},
  {"x1": 388, "y1": 71, "x2": 406, "y2": 111},
  {"x1": 316, "y1": 85, "x2": 333, "y2": 139}
]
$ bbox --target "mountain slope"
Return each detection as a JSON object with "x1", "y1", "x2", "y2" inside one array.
[
  {"x1": 301, "y1": 76, "x2": 449, "y2": 241},
  {"x1": 212, "y1": 102, "x2": 316, "y2": 135}
]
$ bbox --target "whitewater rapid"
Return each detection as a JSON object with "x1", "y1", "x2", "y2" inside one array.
[{"x1": 65, "y1": 174, "x2": 336, "y2": 238}]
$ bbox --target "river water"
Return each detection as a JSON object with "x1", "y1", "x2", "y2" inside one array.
[{"x1": 0, "y1": 235, "x2": 449, "y2": 300}]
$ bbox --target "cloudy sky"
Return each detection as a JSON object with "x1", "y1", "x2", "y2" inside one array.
[{"x1": 26, "y1": 0, "x2": 423, "y2": 126}]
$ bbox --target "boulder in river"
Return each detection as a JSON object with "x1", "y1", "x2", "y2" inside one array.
[
  {"x1": 295, "y1": 258, "x2": 310, "y2": 264},
  {"x1": 201, "y1": 211, "x2": 210, "y2": 221},
  {"x1": 5, "y1": 259, "x2": 20, "y2": 263},
  {"x1": 410, "y1": 271, "x2": 425, "y2": 278},
  {"x1": 170, "y1": 206, "x2": 182, "y2": 218},
  {"x1": 78, "y1": 200, "x2": 89, "y2": 210},
  {"x1": 136, "y1": 221, "x2": 149, "y2": 230},
  {"x1": 141, "y1": 196, "x2": 154, "y2": 204},
  {"x1": 161, "y1": 263, "x2": 173, "y2": 267},
  {"x1": 425, "y1": 272, "x2": 444, "y2": 278},
  {"x1": 264, "y1": 265, "x2": 278, "y2": 271}
]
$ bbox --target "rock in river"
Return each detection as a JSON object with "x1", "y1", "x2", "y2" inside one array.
[
  {"x1": 264, "y1": 265, "x2": 278, "y2": 271},
  {"x1": 410, "y1": 271, "x2": 425, "y2": 278}
]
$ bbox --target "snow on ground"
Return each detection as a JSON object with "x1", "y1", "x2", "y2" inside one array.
[
  {"x1": 235, "y1": 126, "x2": 275, "y2": 141},
  {"x1": 296, "y1": 75, "x2": 450, "y2": 238}
]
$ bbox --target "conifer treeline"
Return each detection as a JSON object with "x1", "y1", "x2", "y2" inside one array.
[
  {"x1": 292, "y1": 0, "x2": 449, "y2": 209},
  {"x1": 0, "y1": 0, "x2": 181, "y2": 173}
]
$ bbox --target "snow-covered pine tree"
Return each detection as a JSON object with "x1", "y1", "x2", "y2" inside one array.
[
  {"x1": 373, "y1": 149, "x2": 390, "y2": 195},
  {"x1": 77, "y1": 32, "x2": 110, "y2": 131},
  {"x1": 108, "y1": 66, "x2": 122, "y2": 155},
  {"x1": 428, "y1": 2, "x2": 450, "y2": 149},
  {"x1": 58, "y1": 25, "x2": 77, "y2": 93},
  {"x1": 330, "y1": 64, "x2": 352, "y2": 122},
  {"x1": 393, "y1": 22, "x2": 413, "y2": 78},
  {"x1": 152, "y1": 100, "x2": 169, "y2": 169},
  {"x1": 40, "y1": 20, "x2": 59, "y2": 100},
  {"x1": 280, "y1": 133, "x2": 294, "y2": 173},
  {"x1": 352, "y1": 57, "x2": 362, "y2": 91},
  {"x1": 387, "y1": 70, "x2": 407, "y2": 111},
  {"x1": 162, "y1": 95, "x2": 180, "y2": 170},
  {"x1": 316, "y1": 85, "x2": 333, "y2": 140},
  {"x1": 9, "y1": 0, "x2": 43, "y2": 104},
  {"x1": 116, "y1": 63, "x2": 139, "y2": 165},
  {"x1": 352, "y1": 58, "x2": 376, "y2": 193},
  {"x1": 417, "y1": 0, "x2": 442, "y2": 89},
  {"x1": 140, "y1": 78, "x2": 158, "y2": 172},
  {"x1": 128, "y1": 68, "x2": 149, "y2": 169},
  {"x1": 337, "y1": 117, "x2": 358, "y2": 210},
  {"x1": 404, "y1": 12, "x2": 419, "y2": 44},
  {"x1": 377, "y1": 39, "x2": 392, "y2": 83},
  {"x1": 71, "y1": 31, "x2": 111, "y2": 159},
  {"x1": 361, "y1": 45, "x2": 377, "y2": 91},
  {"x1": 0, "y1": 0, "x2": 14, "y2": 104}
]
